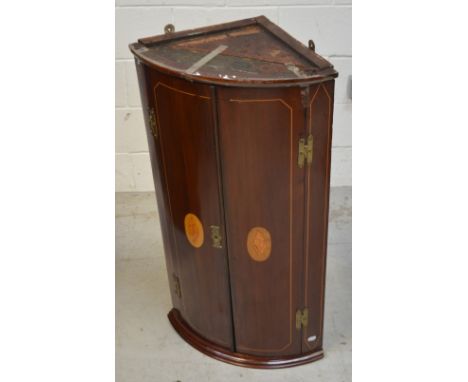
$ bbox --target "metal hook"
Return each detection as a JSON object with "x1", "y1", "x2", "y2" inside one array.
[
  {"x1": 308, "y1": 39, "x2": 315, "y2": 52},
  {"x1": 164, "y1": 24, "x2": 175, "y2": 34}
]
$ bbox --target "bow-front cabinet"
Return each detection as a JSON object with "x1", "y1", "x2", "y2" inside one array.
[{"x1": 129, "y1": 16, "x2": 338, "y2": 369}]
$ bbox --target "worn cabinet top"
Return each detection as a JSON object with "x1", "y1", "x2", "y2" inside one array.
[{"x1": 129, "y1": 16, "x2": 337, "y2": 87}]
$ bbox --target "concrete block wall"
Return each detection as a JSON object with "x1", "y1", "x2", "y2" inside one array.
[{"x1": 116, "y1": 0, "x2": 352, "y2": 191}]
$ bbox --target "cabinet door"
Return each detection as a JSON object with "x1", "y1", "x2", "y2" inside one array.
[
  {"x1": 217, "y1": 87, "x2": 306, "y2": 357},
  {"x1": 148, "y1": 72, "x2": 233, "y2": 350}
]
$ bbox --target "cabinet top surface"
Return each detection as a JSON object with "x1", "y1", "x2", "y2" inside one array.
[{"x1": 129, "y1": 16, "x2": 337, "y2": 86}]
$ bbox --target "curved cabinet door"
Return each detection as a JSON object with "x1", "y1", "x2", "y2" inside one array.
[
  {"x1": 216, "y1": 87, "x2": 306, "y2": 357},
  {"x1": 148, "y1": 71, "x2": 233, "y2": 350}
]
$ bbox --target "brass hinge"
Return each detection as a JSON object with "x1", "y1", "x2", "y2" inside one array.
[
  {"x1": 210, "y1": 225, "x2": 223, "y2": 249},
  {"x1": 148, "y1": 107, "x2": 157, "y2": 138},
  {"x1": 296, "y1": 308, "x2": 309, "y2": 330},
  {"x1": 298, "y1": 135, "x2": 313, "y2": 168},
  {"x1": 173, "y1": 273, "x2": 181, "y2": 298}
]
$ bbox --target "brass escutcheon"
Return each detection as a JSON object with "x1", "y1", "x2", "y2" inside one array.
[{"x1": 210, "y1": 225, "x2": 223, "y2": 249}]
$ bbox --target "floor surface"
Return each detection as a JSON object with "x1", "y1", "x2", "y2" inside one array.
[{"x1": 116, "y1": 187, "x2": 351, "y2": 382}]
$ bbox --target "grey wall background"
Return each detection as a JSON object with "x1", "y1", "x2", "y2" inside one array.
[{"x1": 115, "y1": 0, "x2": 352, "y2": 191}]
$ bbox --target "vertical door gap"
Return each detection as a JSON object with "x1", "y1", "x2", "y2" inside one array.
[{"x1": 210, "y1": 86, "x2": 237, "y2": 353}]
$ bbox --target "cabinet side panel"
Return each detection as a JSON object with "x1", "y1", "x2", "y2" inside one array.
[
  {"x1": 135, "y1": 61, "x2": 181, "y2": 311},
  {"x1": 302, "y1": 80, "x2": 335, "y2": 353},
  {"x1": 148, "y1": 72, "x2": 233, "y2": 349},
  {"x1": 217, "y1": 87, "x2": 306, "y2": 357}
]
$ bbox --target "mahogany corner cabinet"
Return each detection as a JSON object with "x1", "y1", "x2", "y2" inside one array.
[{"x1": 129, "y1": 16, "x2": 338, "y2": 369}]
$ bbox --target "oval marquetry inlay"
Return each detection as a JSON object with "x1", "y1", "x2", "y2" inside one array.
[
  {"x1": 247, "y1": 227, "x2": 272, "y2": 262},
  {"x1": 184, "y1": 213, "x2": 204, "y2": 248}
]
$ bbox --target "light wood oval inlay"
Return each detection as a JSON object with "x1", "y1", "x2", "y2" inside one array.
[
  {"x1": 184, "y1": 213, "x2": 204, "y2": 248},
  {"x1": 247, "y1": 227, "x2": 272, "y2": 262}
]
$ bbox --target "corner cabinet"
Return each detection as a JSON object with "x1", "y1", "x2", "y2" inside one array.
[{"x1": 129, "y1": 16, "x2": 338, "y2": 369}]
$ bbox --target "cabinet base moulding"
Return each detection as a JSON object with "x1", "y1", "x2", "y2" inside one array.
[{"x1": 168, "y1": 309, "x2": 325, "y2": 369}]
